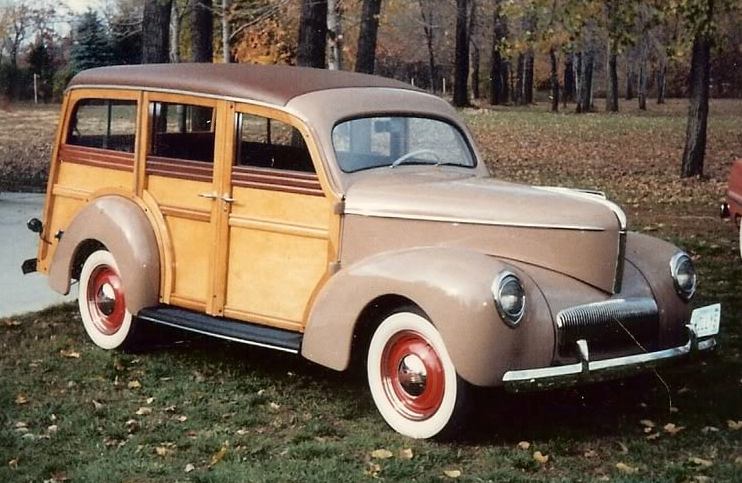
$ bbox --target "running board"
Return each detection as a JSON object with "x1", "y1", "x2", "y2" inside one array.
[{"x1": 137, "y1": 306, "x2": 302, "y2": 354}]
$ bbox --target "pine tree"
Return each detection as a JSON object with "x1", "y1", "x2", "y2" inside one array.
[{"x1": 70, "y1": 11, "x2": 113, "y2": 74}]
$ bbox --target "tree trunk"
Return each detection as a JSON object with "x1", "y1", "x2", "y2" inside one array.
[
  {"x1": 577, "y1": 50, "x2": 593, "y2": 113},
  {"x1": 502, "y1": 59, "x2": 510, "y2": 104},
  {"x1": 471, "y1": 43, "x2": 480, "y2": 99},
  {"x1": 638, "y1": 62, "x2": 647, "y2": 110},
  {"x1": 523, "y1": 51, "x2": 534, "y2": 104},
  {"x1": 656, "y1": 63, "x2": 666, "y2": 104},
  {"x1": 488, "y1": 1, "x2": 507, "y2": 105},
  {"x1": 327, "y1": 0, "x2": 343, "y2": 70},
  {"x1": 297, "y1": 0, "x2": 328, "y2": 68},
  {"x1": 681, "y1": 16, "x2": 712, "y2": 178},
  {"x1": 169, "y1": 1, "x2": 180, "y2": 62},
  {"x1": 223, "y1": 0, "x2": 232, "y2": 62},
  {"x1": 452, "y1": 0, "x2": 470, "y2": 107},
  {"x1": 191, "y1": 0, "x2": 213, "y2": 62},
  {"x1": 489, "y1": 48, "x2": 501, "y2": 105},
  {"x1": 142, "y1": 0, "x2": 172, "y2": 64},
  {"x1": 355, "y1": 0, "x2": 382, "y2": 74},
  {"x1": 574, "y1": 52, "x2": 582, "y2": 111},
  {"x1": 549, "y1": 48, "x2": 559, "y2": 112},
  {"x1": 626, "y1": 64, "x2": 635, "y2": 100},
  {"x1": 514, "y1": 54, "x2": 524, "y2": 105},
  {"x1": 563, "y1": 55, "x2": 574, "y2": 105},
  {"x1": 606, "y1": 43, "x2": 618, "y2": 111}
]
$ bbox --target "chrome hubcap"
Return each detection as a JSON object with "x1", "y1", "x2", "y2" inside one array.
[
  {"x1": 96, "y1": 283, "x2": 116, "y2": 316},
  {"x1": 397, "y1": 354, "x2": 427, "y2": 396}
]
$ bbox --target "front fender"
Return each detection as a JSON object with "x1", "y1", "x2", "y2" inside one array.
[
  {"x1": 301, "y1": 247, "x2": 554, "y2": 387},
  {"x1": 48, "y1": 196, "x2": 160, "y2": 314}
]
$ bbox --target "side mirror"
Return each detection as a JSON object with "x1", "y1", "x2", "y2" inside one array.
[{"x1": 27, "y1": 217, "x2": 43, "y2": 234}]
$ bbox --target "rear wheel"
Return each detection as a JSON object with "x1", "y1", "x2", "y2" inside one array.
[
  {"x1": 367, "y1": 310, "x2": 470, "y2": 439},
  {"x1": 78, "y1": 250, "x2": 137, "y2": 350}
]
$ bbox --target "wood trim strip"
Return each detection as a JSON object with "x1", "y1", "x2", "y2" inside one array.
[
  {"x1": 168, "y1": 294, "x2": 207, "y2": 312},
  {"x1": 59, "y1": 144, "x2": 134, "y2": 171},
  {"x1": 228, "y1": 215, "x2": 329, "y2": 239},
  {"x1": 234, "y1": 165, "x2": 319, "y2": 181},
  {"x1": 221, "y1": 307, "x2": 304, "y2": 333},
  {"x1": 160, "y1": 204, "x2": 211, "y2": 222},
  {"x1": 231, "y1": 167, "x2": 323, "y2": 196},
  {"x1": 146, "y1": 156, "x2": 214, "y2": 182},
  {"x1": 51, "y1": 185, "x2": 91, "y2": 200}
]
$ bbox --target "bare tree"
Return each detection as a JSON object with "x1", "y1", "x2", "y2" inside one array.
[
  {"x1": 142, "y1": 0, "x2": 172, "y2": 63},
  {"x1": 297, "y1": 0, "x2": 327, "y2": 68},
  {"x1": 356, "y1": 0, "x2": 382, "y2": 74},
  {"x1": 452, "y1": 0, "x2": 470, "y2": 107},
  {"x1": 327, "y1": 0, "x2": 343, "y2": 70},
  {"x1": 605, "y1": 0, "x2": 619, "y2": 112},
  {"x1": 191, "y1": 0, "x2": 213, "y2": 62},
  {"x1": 488, "y1": 0, "x2": 508, "y2": 105},
  {"x1": 418, "y1": 0, "x2": 437, "y2": 92},
  {"x1": 223, "y1": 0, "x2": 232, "y2": 62}
]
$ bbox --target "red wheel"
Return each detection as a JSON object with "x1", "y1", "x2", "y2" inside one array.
[
  {"x1": 78, "y1": 250, "x2": 135, "y2": 349},
  {"x1": 367, "y1": 310, "x2": 470, "y2": 439}
]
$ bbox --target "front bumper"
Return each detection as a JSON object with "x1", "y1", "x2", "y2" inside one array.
[{"x1": 502, "y1": 326, "x2": 716, "y2": 392}]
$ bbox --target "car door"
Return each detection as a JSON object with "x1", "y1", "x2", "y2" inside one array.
[
  {"x1": 215, "y1": 103, "x2": 336, "y2": 331},
  {"x1": 140, "y1": 93, "x2": 227, "y2": 313}
]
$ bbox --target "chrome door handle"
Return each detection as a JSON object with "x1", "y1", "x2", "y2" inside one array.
[
  {"x1": 221, "y1": 195, "x2": 235, "y2": 203},
  {"x1": 198, "y1": 192, "x2": 218, "y2": 199}
]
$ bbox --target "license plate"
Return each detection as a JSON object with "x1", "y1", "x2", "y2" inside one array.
[{"x1": 690, "y1": 304, "x2": 721, "y2": 338}]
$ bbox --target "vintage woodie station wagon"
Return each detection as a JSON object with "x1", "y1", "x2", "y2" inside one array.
[{"x1": 24, "y1": 64, "x2": 720, "y2": 439}]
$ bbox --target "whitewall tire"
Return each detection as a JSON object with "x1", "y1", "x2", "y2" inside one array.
[
  {"x1": 78, "y1": 250, "x2": 135, "y2": 350},
  {"x1": 367, "y1": 310, "x2": 470, "y2": 439}
]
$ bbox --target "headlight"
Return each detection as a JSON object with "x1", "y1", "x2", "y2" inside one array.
[
  {"x1": 670, "y1": 252, "x2": 697, "y2": 300},
  {"x1": 492, "y1": 272, "x2": 526, "y2": 327}
]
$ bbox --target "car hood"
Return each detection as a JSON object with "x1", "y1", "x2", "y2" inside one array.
[{"x1": 343, "y1": 169, "x2": 627, "y2": 293}]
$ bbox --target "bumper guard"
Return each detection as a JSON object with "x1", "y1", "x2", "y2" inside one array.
[{"x1": 502, "y1": 326, "x2": 716, "y2": 392}]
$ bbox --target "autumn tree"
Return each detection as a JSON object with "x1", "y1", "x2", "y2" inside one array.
[
  {"x1": 142, "y1": 0, "x2": 172, "y2": 63},
  {"x1": 452, "y1": 0, "x2": 470, "y2": 107},
  {"x1": 418, "y1": 0, "x2": 438, "y2": 91},
  {"x1": 297, "y1": 0, "x2": 327, "y2": 68},
  {"x1": 356, "y1": 0, "x2": 382, "y2": 74},
  {"x1": 488, "y1": 0, "x2": 509, "y2": 105}
]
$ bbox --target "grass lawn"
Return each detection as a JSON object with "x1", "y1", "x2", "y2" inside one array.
[{"x1": 1, "y1": 99, "x2": 741, "y2": 482}]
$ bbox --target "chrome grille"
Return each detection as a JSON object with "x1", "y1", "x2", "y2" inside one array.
[{"x1": 556, "y1": 298, "x2": 659, "y2": 356}]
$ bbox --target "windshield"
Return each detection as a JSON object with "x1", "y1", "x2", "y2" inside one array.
[{"x1": 332, "y1": 116, "x2": 476, "y2": 173}]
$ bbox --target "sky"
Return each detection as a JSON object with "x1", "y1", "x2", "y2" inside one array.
[{"x1": 64, "y1": 0, "x2": 105, "y2": 13}]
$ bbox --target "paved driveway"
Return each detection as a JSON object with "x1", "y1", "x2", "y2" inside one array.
[{"x1": 0, "y1": 192, "x2": 76, "y2": 318}]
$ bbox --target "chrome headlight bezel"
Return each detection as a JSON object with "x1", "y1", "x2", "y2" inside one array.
[
  {"x1": 492, "y1": 271, "x2": 526, "y2": 327},
  {"x1": 670, "y1": 252, "x2": 697, "y2": 301}
]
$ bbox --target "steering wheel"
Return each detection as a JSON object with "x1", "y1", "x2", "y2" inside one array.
[{"x1": 390, "y1": 149, "x2": 442, "y2": 168}]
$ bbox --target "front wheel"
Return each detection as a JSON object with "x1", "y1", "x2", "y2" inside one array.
[
  {"x1": 78, "y1": 249, "x2": 138, "y2": 350},
  {"x1": 366, "y1": 310, "x2": 470, "y2": 439}
]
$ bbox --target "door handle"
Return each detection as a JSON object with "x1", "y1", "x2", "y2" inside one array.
[
  {"x1": 221, "y1": 195, "x2": 235, "y2": 203},
  {"x1": 198, "y1": 192, "x2": 218, "y2": 200}
]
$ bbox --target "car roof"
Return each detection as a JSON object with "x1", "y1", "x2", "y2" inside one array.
[{"x1": 68, "y1": 63, "x2": 422, "y2": 107}]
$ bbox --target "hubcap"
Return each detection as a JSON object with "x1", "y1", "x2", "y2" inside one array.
[
  {"x1": 381, "y1": 330, "x2": 445, "y2": 420},
  {"x1": 86, "y1": 266, "x2": 126, "y2": 335}
]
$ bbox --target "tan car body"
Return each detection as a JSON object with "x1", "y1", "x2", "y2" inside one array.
[{"x1": 35, "y1": 64, "x2": 707, "y2": 390}]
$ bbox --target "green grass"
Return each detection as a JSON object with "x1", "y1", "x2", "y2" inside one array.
[{"x1": 2, "y1": 100, "x2": 742, "y2": 481}]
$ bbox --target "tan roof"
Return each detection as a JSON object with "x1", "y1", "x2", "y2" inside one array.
[{"x1": 68, "y1": 63, "x2": 421, "y2": 106}]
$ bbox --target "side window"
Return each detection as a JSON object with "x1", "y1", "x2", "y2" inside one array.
[
  {"x1": 236, "y1": 113, "x2": 314, "y2": 173},
  {"x1": 151, "y1": 102, "x2": 215, "y2": 163},
  {"x1": 67, "y1": 99, "x2": 137, "y2": 153}
]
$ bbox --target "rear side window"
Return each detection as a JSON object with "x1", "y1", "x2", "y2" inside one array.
[
  {"x1": 236, "y1": 113, "x2": 314, "y2": 173},
  {"x1": 151, "y1": 102, "x2": 215, "y2": 163},
  {"x1": 67, "y1": 99, "x2": 137, "y2": 153}
]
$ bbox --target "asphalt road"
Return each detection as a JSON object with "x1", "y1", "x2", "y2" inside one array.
[{"x1": 0, "y1": 192, "x2": 76, "y2": 318}]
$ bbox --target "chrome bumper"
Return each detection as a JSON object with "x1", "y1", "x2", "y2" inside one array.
[{"x1": 502, "y1": 326, "x2": 716, "y2": 392}]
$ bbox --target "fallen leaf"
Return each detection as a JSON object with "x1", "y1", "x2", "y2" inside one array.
[
  {"x1": 15, "y1": 422, "x2": 27, "y2": 428},
  {"x1": 8, "y1": 459, "x2": 18, "y2": 469},
  {"x1": 3, "y1": 320, "x2": 21, "y2": 327},
  {"x1": 533, "y1": 451, "x2": 549, "y2": 464},
  {"x1": 688, "y1": 457, "x2": 713, "y2": 468},
  {"x1": 370, "y1": 448, "x2": 393, "y2": 459},
  {"x1": 670, "y1": 406, "x2": 679, "y2": 413},
  {"x1": 583, "y1": 449, "x2": 597, "y2": 458},
  {"x1": 176, "y1": 415, "x2": 188, "y2": 422},
  {"x1": 155, "y1": 446, "x2": 173, "y2": 457},
  {"x1": 727, "y1": 420, "x2": 742, "y2": 430},
  {"x1": 269, "y1": 402, "x2": 281, "y2": 410},
  {"x1": 184, "y1": 463, "x2": 195, "y2": 473},
  {"x1": 517, "y1": 441, "x2": 531, "y2": 450},
  {"x1": 734, "y1": 456, "x2": 742, "y2": 465},
  {"x1": 124, "y1": 419, "x2": 139, "y2": 433},
  {"x1": 127, "y1": 380, "x2": 141, "y2": 389},
  {"x1": 701, "y1": 426, "x2": 719, "y2": 433},
  {"x1": 693, "y1": 476, "x2": 712, "y2": 483},
  {"x1": 135, "y1": 407, "x2": 152, "y2": 416},
  {"x1": 146, "y1": 397, "x2": 155, "y2": 404},
  {"x1": 15, "y1": 394, "x2": 28, "y2": 405},
  {"x1": 399, "y1": 448, "x2": 414, "y2": 460},
  {"x1": 92, "y1": 400, "x2": 103, "y2": 411},
  {"x1": 47, "y1": 425, "x2": 58, "y2": 434},
  {"x1": 640, "y1": 419, "x2": 655, "y2": 428},
  {"x1": 646, "y1": 432, "x2": 661, "y2": 440},
  {"x1": 209, "y1": 445, "x2": 228, "y2": 468},
  {"x1": 443, "y1": 469, "x2": 462, "y2": 478},
  {"x1": 164, "y1": 405, "x2": 176, "y2": 412},
  {"x1": 664, "y1": 423, "x2": 685, "y2": 435},
  {"x1": 616, "y1": 441, "x2": 629, "y2": 453},
  {"x1": 365, "y1": 462, "x2": 381, "y2": 478},
  {"x1": 60, "y1": 349, "x2": 80, "y2": 359},
  {"x1": 616, "y1": 462, "x2": 638, "y2": 474}
]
